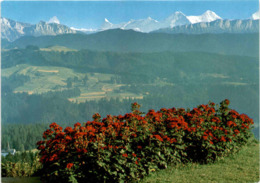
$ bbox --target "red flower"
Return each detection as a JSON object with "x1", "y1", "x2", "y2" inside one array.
[
  {"x1": 220, "y1": 136, "x2": 226, "y2": 142},
  {"x1": 234, "y1": 129, "x2": 240, "y2": 134},
  {"x1": 113, "y1": 146, "x2": 119, "y2": 149},
  {"x1": 66, "y1": 163, "x2": 74, "y2": 169},
  {"x1": 74, "y1": 122, "x2": 81, "y2": 128},
  {"x1": 131, "y1": 134, "x2": 137, "y2": 138},
  {"x1": 227, "y1": 121, "x2": 233, "y2": 127},
  {"x1": 37, "y1": 141, "x2": 45, "y2": 146},
  {"x1": 153, "y1": 135, "x2": 163, "y2": 142},
  {"x1": 210, "y1": 102, "x2": 215, "y2": 106},
  {"x1": 49, "y1": 154, "x2": 58, "y2": 162},
  {"x1": 38, "y1": 145, "x2": 45, "y2": 150},
  {"x1": 203, "y1": 136, "x2": 208, "y2": 140},
  {"x1": 231, "y1": 115, "x2": 237, "y2": 119},
  {"x1": 64, "y1": 127, "x2": 73, "y2": 133},
  {"x1": 135, "y1": 160, "x2": 138, "y2": 165},
  {"x1": 65, "y1": 135, "x2": 72, "y2": 141},
  {"x1": 132, "y1": 153, "x2": 137, "y2": 157},
  {"x1": 211, "y1": 117, "x2": 220, "y2": 123},
  {"x1": 224, "y1": 99, "x2": 230, "y2": 105},
  {"x1": 137, "y1": 146, "x2": 142, "y2": 149},
  {"x1": 122, "y1": 153, "x2": 128, "y2": 158},
  {"x1": 49, "y1": 122, "x2": 58, "y2": 128}
]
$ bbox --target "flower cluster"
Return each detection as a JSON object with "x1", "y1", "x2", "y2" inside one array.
[{"x1": 37, "y1": 99, "x2": 254, "y2": 183}]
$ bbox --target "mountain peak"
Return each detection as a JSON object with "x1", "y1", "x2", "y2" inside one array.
[
  {"x1": 202, "y1": 10, "x2": 221, "y2": 19},
  {"x1": 100, "y1": 18, "x2": 114, "y2": 30},
  {"x1": 162, "y1": 11, "x2": 190, "y2": 28},
  {"x1": 175, "y1": 11, "x2": 185, "y2": 15},
  {"x1": 47, "y1": 16, "x2": 60, "y2": 24},
  {"x1": 204, "y1": 10, "x2": 216, "y2": 14},
  {"x1": 187, "y1": 10, "x2": 221, "y2": 24},
  {"x1": 0, "y1": 17, "x2": 9, "y2": 25},
  {"x1": 251, "y1": 11, "x2": 259, "y2": 20}
]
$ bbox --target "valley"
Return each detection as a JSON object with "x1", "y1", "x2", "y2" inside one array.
[{"x1": 1, "y1": 24, "x2": 259, "y2": 152}]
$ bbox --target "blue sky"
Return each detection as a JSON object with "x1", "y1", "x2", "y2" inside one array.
[{"x1": 1, "y1": 1, "x2": 259, "y2": 29}]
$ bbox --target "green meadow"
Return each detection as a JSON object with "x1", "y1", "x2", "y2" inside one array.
[{"x1": 141, "y1": 142, "x2": 259, "y2": 183}]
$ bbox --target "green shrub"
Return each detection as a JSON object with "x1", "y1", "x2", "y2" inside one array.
[
  {"x1": 1, "y1": 151, "x2": 42, "y2": 177},
  {"x1": 37, "y1": 99, "x2": 254, "y2": 182}
]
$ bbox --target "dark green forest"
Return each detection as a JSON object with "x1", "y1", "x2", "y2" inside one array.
[{"x1": 2, "y1": 31, "x2": 259, "y2": 56}]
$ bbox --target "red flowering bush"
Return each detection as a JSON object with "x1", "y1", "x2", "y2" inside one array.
[{"x1": 37, "y1": 100, "x2": 254, "y2": 183}]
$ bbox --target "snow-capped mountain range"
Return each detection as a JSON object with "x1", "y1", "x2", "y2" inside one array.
[
  {"x1": 1, "y1": 17, "x2": 77, "y2": 41},
  {"x1": 1, "y1": 10, "x2": 259, "y2": 42},
  {"x1": 100, "y1": 10, "x2": 222, "y2": 32},
  {"x1": 154, "y1": 19, "x2": 259, "y2": 34}
]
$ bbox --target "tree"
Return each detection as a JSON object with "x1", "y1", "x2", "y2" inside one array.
[{"x1": 67, "y1": 80, "x2": 72, "y2": 88}]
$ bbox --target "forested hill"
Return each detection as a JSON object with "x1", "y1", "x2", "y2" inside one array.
[
  {"x1": 2, "y1": 48, "x2": 259, "y2": 128},
  {"x1": 2, "y1": 29, "x2": 259, "y2": 57},
  {"x1": 2, "y1": 48, "x2": 258, "y2": 84}
]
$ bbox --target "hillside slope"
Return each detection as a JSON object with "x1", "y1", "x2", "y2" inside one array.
[
  {"x1": 141, "y1": 142, "x2": 259, "y2": 183},
  {"x1": 3, "y1": 30, "x2": 259, "y2": 57}
]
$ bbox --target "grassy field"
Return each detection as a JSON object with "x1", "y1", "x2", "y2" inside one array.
[
  {"x1": 1, "y1": 177, "x2": 42, "y2": 183},
  {"x1": 40, "y1": 46, "x2": 78, "y2": 52},
  {"x1": 141, "y1": 142, "x2": 259, "y2": 183},
  {"x1": 2, "y1": 64, "x2": 144, "y2": 102}
]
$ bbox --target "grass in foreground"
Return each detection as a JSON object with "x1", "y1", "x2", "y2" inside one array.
[
  {"x1": 141, "y1": 142, "x2": 259, "y2": 183},
  {"x1": 1, "y1": 177, "x2": 41, "y2": 183}
]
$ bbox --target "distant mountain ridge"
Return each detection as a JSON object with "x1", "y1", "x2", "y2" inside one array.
[
  {"x1": 1, "y1": 17, "x2": 77, "y2": 41},
  {"x1": 1, "y1": 10, "x2": 259, "y2": 41},
  {"x1": 100, "y1": 10, "x2": 221, "y2": 32},
  {"x1": 154, "y1": 19, "x2": 259, "y2": 34}
]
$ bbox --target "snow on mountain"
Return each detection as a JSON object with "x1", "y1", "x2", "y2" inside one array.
[
  {"x1": 47, "y1": 16, "x2": 60, "y2": 24},
  {"x1": 1, "y1": 17, "x2": 76, "y2": 41},
  {"x1": 2, "y1": 10, "x2": 257, "y2": 41},
  {"x1": 70, "y1": 27, "x2": 97, "y2": 34},
  {"x1": 154, "y1": 19, "x2": 258, "y2": 34},
  {"x1": 187, "y1": 10, "x2": 222, "y2": 24},
  {"x1": 101, "y1": 18, "x2": 114, "y2": 30},
  {"x1": 1, "y1": 17, "x2": 31, "y2": 41},
  {"x1": 99, "y1": 10, "x2": 221, "y2": 32},
  {"x1": 100, "y1": 12, "x2": 189, "y2": 32},
  {"x1": 122, "y1": 17, "x2": 159, "y2": 32},
  {"x1": 160, "y1": 11, "x2": 190, "y2": 28},
  {"x1": 100, "y1": 18, "x2": 127, "y2": 30},
  {"x1": 26, "y1": 21, "x2": 76, "y2": 37},
  {"x1": 251, "y1": 11, "x2": 259, "y2": 20}
]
